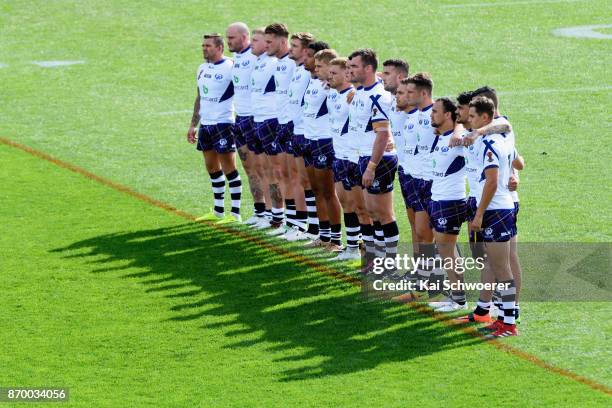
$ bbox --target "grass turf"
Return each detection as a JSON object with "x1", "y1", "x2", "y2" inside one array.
[
  {"x1": 1, "y1": 143, "x2": 611, "y2": 407},
  {"x1": 1, "y1": 0, "x2": 611, "y2": 405}
]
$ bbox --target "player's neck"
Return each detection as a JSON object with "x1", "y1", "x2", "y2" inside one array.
[
  {"x1": 335, "y1": 83, "x2": 352, "y2": 92},
  {"x1": 400, "y1": 104, "x2": 416, "y2": 113},
  {"x1": 208, "y1": 55, "x2": 224, "y2": 64},
  {"x1": 276, "y1": 45, "x2": 289, "y2": 59},
  {"x1": 362, "y1": 74, "x2": 377, "y2": 88},
  {"x1": 437, "y1": 122, "x2": 454, "y2": 135},
  {"x1": 418, "y1": 97, "x2": 433, "y2": 110}
]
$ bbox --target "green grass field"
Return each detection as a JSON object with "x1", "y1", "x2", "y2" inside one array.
[{"x1": 1, "y1": 0, "x2": 611, "y2": 406}]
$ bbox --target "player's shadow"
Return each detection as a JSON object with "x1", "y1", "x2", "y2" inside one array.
[{"x1": 52, "y1": 222, "x2": 482, "y2": 381}]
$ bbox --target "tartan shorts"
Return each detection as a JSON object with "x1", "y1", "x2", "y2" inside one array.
[
  {"x1": 254, "y1": 118, "x2": 280, "y2": 155},
  {"x1": 358, "y1": 155, "x2": 398, "y2": 194},
  {"x1": 292, "y1": 133, "x2": 310, "y2": 158},
  {"x1": 276, "y1": 122, "x2": 294, "y2": 154},
  {"x1": 233, "y1": 115, "x2": 254, "y2": 149},
  {"x1": 332, "y1": 158, "x2": 360, "y2": 191},
  {"x1": 481, "y1": 209, "x2": 517, "y2": 242},
  {"x1": 197, "y1": 123, "x2": 235, "y2": 153},
  {"x1": 398, "y1": 167, "x2": 431, "y2": 211},
  {"x1": 308, "y1": 138, "x2": 335, "y2": 170},
  {"x1": 466, "y1": 196, "x2": 478, "y2": 221},
  {"x1": 427, "y1": 199, "x2": 467, "y2": 235}
]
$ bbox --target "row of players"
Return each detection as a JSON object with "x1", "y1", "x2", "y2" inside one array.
[{"x1": 186, "y1": 22, "x2": 524, "y2": 338}]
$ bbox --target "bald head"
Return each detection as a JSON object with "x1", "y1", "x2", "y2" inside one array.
[{"x1": 226, "y1": 22, "x2": 250, "y2": 53}]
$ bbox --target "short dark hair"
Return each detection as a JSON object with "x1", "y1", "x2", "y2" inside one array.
[
  {"x1": 264, "y1": 23, "x2": 289, "y2": 37},
  {"x1": 469, "y1": 96, "x2": 495, "y2": 118},
  {"x1": 383, "y1": 59, "x2": 409, "y2": 76},
  {"x1": 472, "y1": 86, "x2": 498, "y2": 109},
  {"x1": 290, "y1": 32, "x2": 315, "y2": 47},
  {"x1": 456, "y1": 91, "x2": 474, "y2": 106},
  {"x1": 308, "y1": 40, "x2": 330, "y2": 54},
  {"x1": 405, "y1": 72, "x2": 433, "y2": 95},
  {"x1": 203, "y1": 33, "x2": 224, "y2": 47},
  {"x1": 436, "y1": 97, "x2": 457, "y2": 122},
  {"x1": 348, "y1": 48, "x2": 378, "y2": 71}
]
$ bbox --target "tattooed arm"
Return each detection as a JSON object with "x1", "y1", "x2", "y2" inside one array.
[
  {"x1": 187, "y1": 88, "x2": 200, "y2": 144},
  {"x1": 462, "y1": 121, "x2": 512, "y2": 146}
]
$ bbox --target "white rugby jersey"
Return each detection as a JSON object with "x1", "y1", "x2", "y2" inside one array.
[
  {"x1": 348, "y1": 80, "x2": 394, "y2": 157},
  {"x1": 397, "y1": 107, "x2": 419, "y2": 173},
  {"x1": 275, "y1": 53, "x2": 296, "y2": 124},
  {"x1": 413, "y1": 103, "x2": 436, "y2": 180},
  {"x1": 463, "y1": 129, "x2": 481, "y2": 199},
  {"x1": 196, "y1": 58, "x2": 234, "y2": 125},
  {"x1": 286, "y1": 64, "x2": 311, "y2": 134},
  {"x1": 430, "y1": 129, "x2": 466, "y2": 201},
  {"x1": 303, "y1": 77, "x2": 330, "y2": 141},
  {"x1": 493, "y1": 115, "x2": 519, "y2": 203},
  {"x1": 231, "y1": 46, "x2": 257, "y2": 117},
  {"x1": 389, "y1": 97, "x2": 408, "y2": 162},
  {"x1": 250, "y1": 53, "x2": 277, "y2": 122},
  {"x1": 475, "y1": 133, "x2": 514, "y2": 210},
  {"x1": 327, "y1": 86, "x2": 355, "y2": 161}
]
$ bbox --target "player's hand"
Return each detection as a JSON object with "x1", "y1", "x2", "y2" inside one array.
[
  {"x1": 462, "y1": 131, "x2": 479, "y2": 146},
  {"x1": 470, "y1": 213, "x2": 483, "y2": 232},
  {"x1": 187, "y1": 125, "x2": 197, "y2": 144},
  {"x1": 508, "y1": 174, "x2": 519, "y2": 191},
  {"x1": 448, "y1": 132, "x2": 463, "y2": 147},
  {"x1": 362, "y1": 168, "x2": 375, "y2": 188}
]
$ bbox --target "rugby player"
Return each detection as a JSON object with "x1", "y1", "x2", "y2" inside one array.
[
  {"x1": 263, "y1": 23, "x2": 298, "y2": 236},
  {"x1": 403, "y1": 73, "x2": 440, "y2": 294},
  {"x1": 469, "y1": 96, "x2": 518, "y2": 338},
  {"x1": 225, "y1": 22, "x2": 264, "y2": 224},
  {"x1": 381, "y1": 60, "x2": 411, "y2": 265},
  {"x1": 427, "y1": 97, "x2": 468, "y2": 312},
  {"x1": 327, "y1": 57, "x2": 361, "y2": 260},
  {"x1": 302, "y1": 46, "x2": 343, "y2": 250},
  {"x1": 187, "y1": 33, "x2": 242, "y2": 222},
  {"x1": 250, "y1": 25, "x2": 282, "y2": 229},
  {"x1": 347, "y1": 49, "x2": 399, "y2": 266},
  {"x1": 280, "y1": 32, "x2": 317, "y2": 240},
  {"x1": 394, "y1": 79, "x2": 420, "y2": 272}
]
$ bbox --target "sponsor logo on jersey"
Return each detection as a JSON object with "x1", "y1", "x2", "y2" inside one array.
[
  {"x1": 241, "y1": 60, "x2": 250, "y2": 67},
  {"x1": 233, "y1": 75, "x2": 239, "y2": 84},
  {"x1": 437, "y1": 217, "x2": 447, "y2": 226},
  {"x1": 487, "y1": 151, "x2": 494, "y2": 162},
  {"x1": 202, "y1": 85, "x2": 209, "y2": 95},
  {"x1": 219, "y1": 138, "x2": 227, "y2": 146},
  {"x1": 215, "y1": 73, "x2": 223, "y2": 81},
  {"x1": 485, "y1": 227, "x2": 493, "y2": 237},
  {"x1": 372, "y1": 179, "x2": 380, "y2": 188}
]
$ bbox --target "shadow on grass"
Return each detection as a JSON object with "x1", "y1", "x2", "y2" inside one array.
[{"x1": 52, "y1": 222, "x2": 482, "y2": 381}]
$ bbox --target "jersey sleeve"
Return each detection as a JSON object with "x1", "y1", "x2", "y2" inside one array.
[
  {"x1": 482, "y1": 139, "x2": 501, "y2": 170},
  {"x1": 369, "y1": 91, "x2": 391, "y2": 123}
]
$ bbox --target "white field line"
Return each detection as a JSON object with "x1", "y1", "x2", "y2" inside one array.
[
  {"x1": 552, "y1": 25, "x2": 612, "y2": 39},
  {"x1": 158, "y1": 110, "x2": 193, "y2": 115},
  {"x1": 442, "y1": 0, "x2": 585, "y2": 8},
  {"x1": 32, "y1": 60, "x2": 85, "y2": 67},
  {"x1": 497, "y1": 85, "x2": 612, "y2": 95}
]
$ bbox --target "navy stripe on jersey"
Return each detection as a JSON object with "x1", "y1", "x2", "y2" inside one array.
[
  {"x1": 219, "y1": 82, "x2": 234, "y2": 103},
  {"x1": 316, "y1": 100, "x2": 328, "y2": 118},
  {"x1": 483, "y1": 140, "x2": 499, "y2": 160},
  {"x1": 341, "y1": 118, "x2": 349, "y2": 135},
  {"x1": 370, "y1": 94, "x2": 389, "y2": 119},
  {"x1": 445, "y1": 156, "x2": 466, "y2": 176},
  {"x1": 264, "y1": 76, "x2": 276, "y2": 93},
  {"x1": 365, "y1": 120, "x2": 373, "y2": 132},
  {"x1": 430, "y1": 135, "x2": 440, "y2": 153}
]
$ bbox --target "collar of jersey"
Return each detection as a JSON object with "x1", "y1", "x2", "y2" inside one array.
[
  {"x1": 279, "y1": 52, "x2": 290, "y2": 59},
  {"x1": 441, "y1": 129, "x2": 454, "y2": 136},
  {"x1": 407, "y1": 107, "x2": 418, "y2": 114},
  {"x1": 213, "y1": 58, "x2": 227, "y2": 65},
  {"x1": 362, "y1": 80, "x2": 380, "y2": 91},
  {"x1": 238, "y1": 45, "x2": 251, "y2": 54},
  {"x1": 338, "y1": 86, "x2": 353, "y2": 94},
  {"x1": 420, "y1": 103, "x2": 433, "y2": 112}
]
